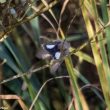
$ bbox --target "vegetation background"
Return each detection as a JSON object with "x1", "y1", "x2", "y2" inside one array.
[{"x1": 0, "y1": 0, "x2": 110, "y2": 110}]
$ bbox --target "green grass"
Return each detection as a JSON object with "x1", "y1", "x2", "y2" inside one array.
[{"x1": 0, "y1": 0, "x2": 110, "y2": 110}]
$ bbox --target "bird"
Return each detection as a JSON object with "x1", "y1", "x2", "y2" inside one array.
[{"x1": 36, "y1": 40, "x2": 70, "y2": 73}]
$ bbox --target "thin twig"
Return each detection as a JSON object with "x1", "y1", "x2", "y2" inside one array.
[
  {"x1": 70, "y1": 21, "x2": 109, "y2": 54},
  {"x1": 29, "y1": 75, "x2": 70, "y2": 110},
  {"x1": 0, "y1": 0, "x2": 58, "y2": 42},
  {"x1": 0, "y1": 64, "x2": 49, "y2": 85},
  {"x1": 0, "y1": 95, "x2": 28, "y2": 110},
  {"x1": 80, "y1": 84, "x2": 101, "y2": 92},
  {"x1": 57, "y1": 0, "x2": 70, "y2": 36},
  {"x1": 30, "y1": 3, "x2": 57, "y2": 36}
]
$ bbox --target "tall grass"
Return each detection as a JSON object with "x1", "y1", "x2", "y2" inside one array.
[
  {"x1": 80, "y1": 0, "x2": 110, "y2": 109},
  {"x1": 1, "y1": 0, "x2": 110, "y2": 110}
]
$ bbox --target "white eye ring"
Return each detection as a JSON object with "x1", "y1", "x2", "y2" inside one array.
[
  {"x1": 55, "y1": 52, "x2": 61, "y2": 59},
  {"x1": 46, "y1": 45, "x2": 55, "y2": 49}
]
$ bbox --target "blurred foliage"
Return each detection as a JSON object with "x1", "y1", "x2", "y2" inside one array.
[{"x1": 0, "y1": 0, "x2": 110, "y2": 110}]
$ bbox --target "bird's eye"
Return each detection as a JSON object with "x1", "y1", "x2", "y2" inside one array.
[
  {"x1": 54, "y1": 52, "x2": 61, "y2": 59},
  {"x1": 46, "y1": 44, "x2": 55, "y2": 49}
]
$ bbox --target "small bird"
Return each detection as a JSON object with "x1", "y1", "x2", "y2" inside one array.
[
  {"x1": 44, "y1": 41, "x2": 61, "y2": 60},
  {"x1": 36, "y1": 40, "x2": 70, "y2": 73}
]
